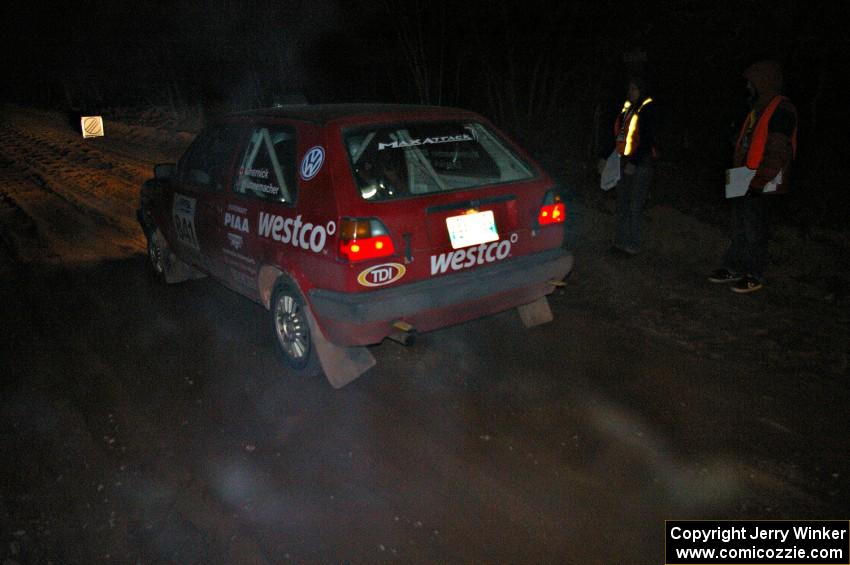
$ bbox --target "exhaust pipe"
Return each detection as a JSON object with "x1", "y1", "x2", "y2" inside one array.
[{"x1": 388, "y1": 320, "x2": 416, "y2": 346}]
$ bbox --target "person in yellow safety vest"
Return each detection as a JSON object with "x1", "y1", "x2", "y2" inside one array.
[
  {"x1": 709, "y1": 59, "x2": 798, "y2": 294},
  {"x1": 597, "y1": 74, "x2": 659, "y2": 256}
]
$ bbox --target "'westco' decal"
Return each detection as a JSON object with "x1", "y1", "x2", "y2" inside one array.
[
  {"x1": 258, "y1": 213, "x2": 336, "y2": 253},
  {"x1": 430, "y1": 234, "x2": 517, "y2": 275},
  {"x1": 357, "y1": 263, "x2": 407, "y2": 287}
]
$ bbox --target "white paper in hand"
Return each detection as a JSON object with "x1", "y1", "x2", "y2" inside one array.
[
  {"x1": 725, "y1": 167, "x2": 781, "y2": 198},
  {"x1": 600, "y1": 151, "x2": 620, "y2": 191}
]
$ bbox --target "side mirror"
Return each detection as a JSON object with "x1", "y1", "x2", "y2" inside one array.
[{"x1": 154, "y1": 163, "x2": 176, "y2": 180}]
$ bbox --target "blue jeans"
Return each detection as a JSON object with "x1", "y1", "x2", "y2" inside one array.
[
  {"x1": 722, "y1": 195, "x2": 770, "y2": 280},
  {"x1": 615, "y1": 164, "x2": 653, "y2": 251}
]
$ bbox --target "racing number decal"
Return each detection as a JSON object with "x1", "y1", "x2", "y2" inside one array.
[
  {"x1": 300, "y1": 146, "x2": 325, "y2": 181},
  {"x1": 172, "y1": 194, "x2": 200, "y2": 250}
]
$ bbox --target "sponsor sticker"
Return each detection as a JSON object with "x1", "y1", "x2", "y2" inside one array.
[
  {"x1": 222, "y1": 248, "x2": 255, "y2": 265},
  {"x1": 429, "y1": 234, "x2": 515, "y2": 275},
  {"x1": 228, "y1": 267, "x2": 255, "y2": 289},
  {"x1": 258, "y1": 212, "x2": 335, "y2": 254},
  {"x1": 357, "y1": 263, "x2": 406, "y2": 287},
  {"x1": 378, "y1": 133, "x2": 473, "y2": 151},
  {"x1": 226, "y1": 233, "x2": 243, "y2": 250},
  {"x1": 224, "y1": 211, "x2": 249, "y2": 233},
  {"x1": 300, "y1": 146, "x2": 325, "y2": 181},
  {"x1": 172, "y1": 194, "x2": 199, "y2": 250}
]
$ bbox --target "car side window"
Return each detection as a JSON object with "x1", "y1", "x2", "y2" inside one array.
[
  {"x1": 233, "y1": 126, "x2": 297, "y2": 203},
  {"x1": 179, "y1": 125, "x2": 242, "y2": 192}
]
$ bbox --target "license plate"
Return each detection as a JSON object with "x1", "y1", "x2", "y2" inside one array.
[{"x1": 446, "y1": 210, "x2": 498, "y2": 250}]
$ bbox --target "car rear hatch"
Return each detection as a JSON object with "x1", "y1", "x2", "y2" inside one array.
[{"x1": 339, "y1": 118, "x2": 563, "y2": 285}]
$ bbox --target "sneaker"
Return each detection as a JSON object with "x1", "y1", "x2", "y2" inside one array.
[
  {"x1": 708, "y1": 268, "x2": 742, "y2": 283},
  {"x1": 731, "y1": 275, "x2": 763, "y2": 294}
]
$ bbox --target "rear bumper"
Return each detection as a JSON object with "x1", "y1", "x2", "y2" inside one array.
[{"x1": 309, "y1": 248, "x2": 573, "y2": 346}]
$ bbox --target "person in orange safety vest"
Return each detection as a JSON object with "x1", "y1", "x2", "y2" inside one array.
[{"x1": 709, "y1": 60, "x2": 798, "y2": 294}]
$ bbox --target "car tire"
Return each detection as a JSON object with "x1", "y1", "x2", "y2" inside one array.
[
  {"x1": 146, "y1": 227, "x2": 201, "y2": 284},
  {"x1": 271, "y1": 279, "x2": 320, "y2": 374}
]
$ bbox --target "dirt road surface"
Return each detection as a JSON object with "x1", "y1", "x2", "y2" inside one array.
[{"x1": 1, "y1": 106, "x2": 847, "y2": 563}]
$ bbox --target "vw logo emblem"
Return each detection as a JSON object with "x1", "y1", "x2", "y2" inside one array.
[{"x1": 300, "y1": 146, "x2": 325, "y2": 181}]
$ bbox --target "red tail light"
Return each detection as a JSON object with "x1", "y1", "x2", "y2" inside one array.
[
  {"x1": 537, "y1": 196, "x2": 566, "y2": 226},
  {"x1": 338, "y1": 218, "x2": 395, "y2": 262}
]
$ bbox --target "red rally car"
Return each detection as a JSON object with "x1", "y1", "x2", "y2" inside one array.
[{"x1": 138, "y1": 104, "x2": 573, "y2": 387}]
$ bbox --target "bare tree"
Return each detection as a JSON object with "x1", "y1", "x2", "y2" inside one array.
[
  {"x1": 381, "y1": 0, "x2": 446, "y2": 104},
  {"x1": 466, "y1": 2, "x2": 573, "y2": 133}
]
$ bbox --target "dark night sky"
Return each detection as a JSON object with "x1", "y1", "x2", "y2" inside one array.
[
  {"x1": 3, "y1": 0, "x2": 849, "y2": 222},
  {"x1": 5, "y1": 1, "x2": 844, "y2": 108}
]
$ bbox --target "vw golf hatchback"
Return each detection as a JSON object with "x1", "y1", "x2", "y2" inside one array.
[{"x1": 139, "y1": 104, "x2": 573, "y2": 387}]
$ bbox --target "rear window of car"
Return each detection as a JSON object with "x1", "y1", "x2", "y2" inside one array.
[{"x1": 344, "y1": 121, "x2": 536, "y2": 201}]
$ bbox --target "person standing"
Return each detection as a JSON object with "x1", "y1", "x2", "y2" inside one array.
[
  {"x1": 709, "y1": 60, "x2": 797, "y2": 293},
  {"x1": 598, "y1": 75, "x2": 659, "y2": 255}
]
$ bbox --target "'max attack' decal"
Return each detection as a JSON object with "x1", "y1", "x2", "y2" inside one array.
[{"x1": 379, "y1": 134, "x2": 473, "y2": 151}]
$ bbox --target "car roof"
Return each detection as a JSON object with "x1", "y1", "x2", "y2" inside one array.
[{"x1": 227, "y1": 103, "x2": 481, "y2": 126}]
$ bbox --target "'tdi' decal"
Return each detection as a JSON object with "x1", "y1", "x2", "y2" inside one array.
[{"x1": 357, "y1": 263, "x2": 406, "y2": 287}]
